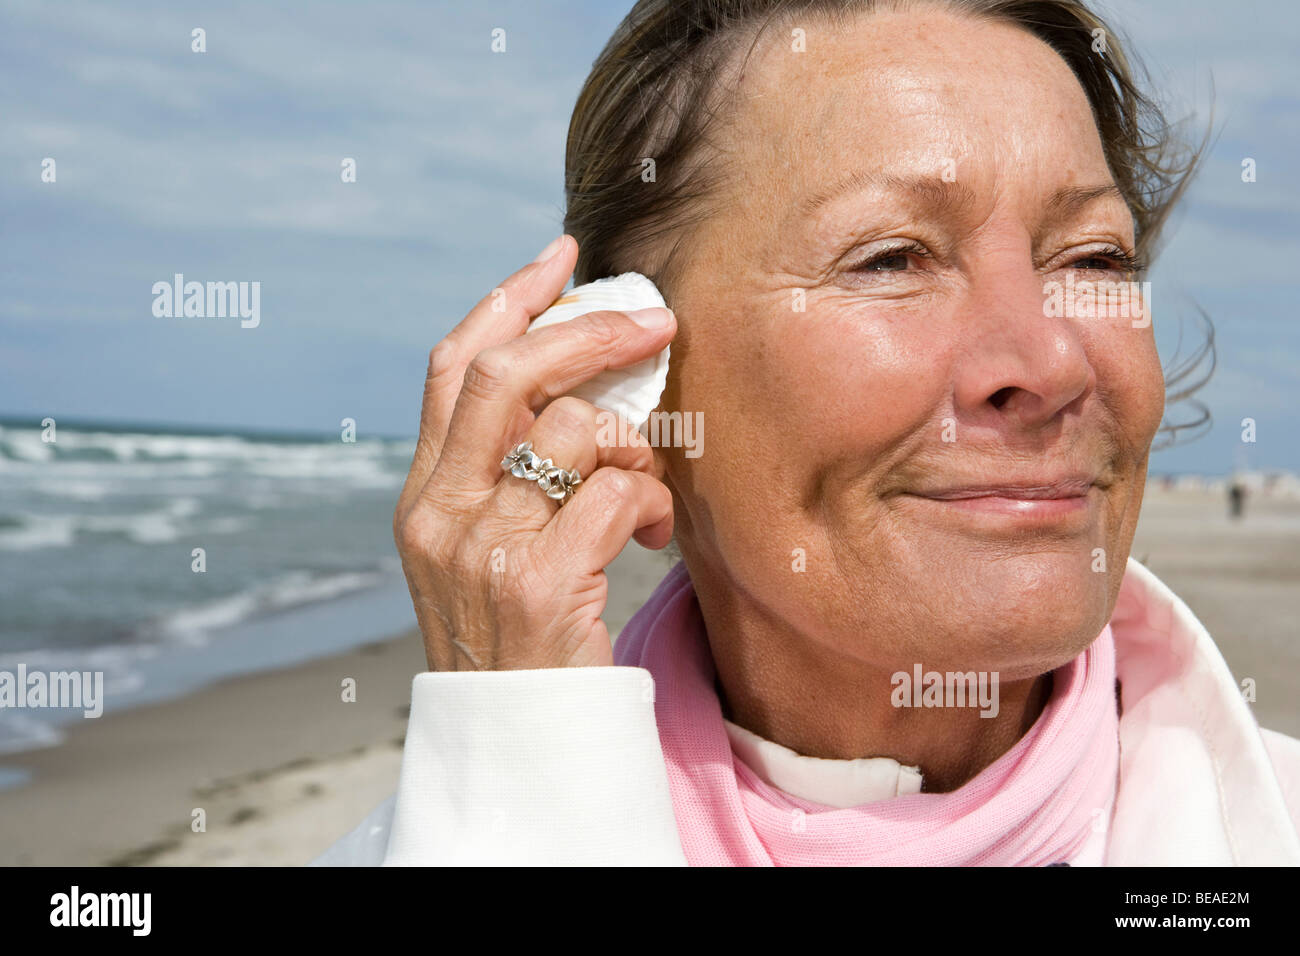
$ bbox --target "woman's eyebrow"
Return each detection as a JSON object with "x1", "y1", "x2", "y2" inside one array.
[
  {"x1": 798, "y1": 172, "x2": 1126, "y2": 222},
  {"x1": 799, "y1": 171, "x2": 977, "y2": 216},
  {"x1": 1044, "y1": 183, "x2": 1127, "y2": 220}
]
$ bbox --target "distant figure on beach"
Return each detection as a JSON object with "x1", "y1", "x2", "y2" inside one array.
[
  {"x1": 1229, "y1": 480, "x2": 1246, "y2": 519},
  {"x1": 319, "y1": 0, "x2": 1300, "y2": 867}
]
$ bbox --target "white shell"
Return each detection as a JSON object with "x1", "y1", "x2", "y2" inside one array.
[{"x1": 525, "y1": 272, "x2": 670, "y2": 431}]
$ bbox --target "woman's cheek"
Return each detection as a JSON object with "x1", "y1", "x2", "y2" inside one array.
[
  {"x1": 678, "y1": 302, "x2": 938, "y2": 573},
  {"x1": 1089, "y1": 319, "x2": 1165, "y2": 449},
  {"x1": 1137, "y1": 333, "x2": 1167, "y2": 444},
  {"x1": 762, "y1": 302, "x2": 943, "y2": 448},
  {"x1": 1076, "y1": 295, "x2": 1170, "y2": 434}
]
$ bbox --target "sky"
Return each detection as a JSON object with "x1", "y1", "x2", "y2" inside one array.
[{"x1": 1, "y1": 0, "x2": 1297, "y2": 474}]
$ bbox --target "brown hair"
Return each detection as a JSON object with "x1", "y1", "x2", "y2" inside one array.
[{"x1": 563, "y1": 0, "x2": 1214, "y2": 444}]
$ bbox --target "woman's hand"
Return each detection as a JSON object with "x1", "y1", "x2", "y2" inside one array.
[{"x1": 393, "y1": 236, "x2": 677, "y2": 671}]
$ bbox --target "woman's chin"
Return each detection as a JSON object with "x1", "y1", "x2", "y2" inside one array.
[{"x1": 858, "y1": 549, "x2": 1119, "y2": 678}]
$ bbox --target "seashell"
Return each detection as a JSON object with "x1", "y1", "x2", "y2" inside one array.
[{"x1": 524, "y1": 272, "x2": 670, "y2": 432}]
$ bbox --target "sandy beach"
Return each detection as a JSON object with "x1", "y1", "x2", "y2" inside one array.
[
  {"x1": 0, "y1": 487, "x2": 1295, "y2": 866},
  {"x1": 0, "y1": 542, "x2": 678, "y2": 866}
]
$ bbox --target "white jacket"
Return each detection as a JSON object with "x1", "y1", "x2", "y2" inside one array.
[{"x1": 312, "y1": 558, "x2": 1300, "y2": 866}]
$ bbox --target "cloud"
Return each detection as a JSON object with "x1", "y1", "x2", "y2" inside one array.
[{"x1": 1, "y1": 0, "x2": 1297, "y2": 472}]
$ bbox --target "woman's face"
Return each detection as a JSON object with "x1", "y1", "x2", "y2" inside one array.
[{"x1": 660, "y1": 4, "x2": 1165, "y2": 679}]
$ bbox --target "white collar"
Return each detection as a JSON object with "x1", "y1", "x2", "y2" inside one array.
[
  {"x1": 1106, "y1": 557, "x2": 1299, "y2": 864},
  {"x1": 723, "y1": 716, "x2": 923, "y2": 808}
]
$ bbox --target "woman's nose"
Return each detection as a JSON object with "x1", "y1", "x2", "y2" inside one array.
[{"x1": 951, "y1": 260, "x2": 1096, "y2": 432}]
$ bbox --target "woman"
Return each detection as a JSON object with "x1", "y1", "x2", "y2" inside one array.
[{"x1": 317, "y1": 0, "x2": 1300, "y2": 865}]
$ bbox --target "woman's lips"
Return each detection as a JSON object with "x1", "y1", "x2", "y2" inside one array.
[
  {"x1": 902, "y1": 478, "x2": 1097, "y2": 521},
  {"x1": 916, "y1": 494, "x2": 1090, "y2": 516}
]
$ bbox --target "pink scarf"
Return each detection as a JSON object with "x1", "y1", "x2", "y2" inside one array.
[{"x1": 614, "y1": 560, "x2": 1120, "y2": 866}]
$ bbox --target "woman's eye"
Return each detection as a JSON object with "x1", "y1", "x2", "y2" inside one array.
[
  {"x1": 849, "y1": 243, "x2": 928, "y2": 274},
  {"x1": 1065, "y1": 247, "x2": 1144, "y2": 273},
  {"x1": 864, "y1": 253, "x2": 911, "y2": 272}
]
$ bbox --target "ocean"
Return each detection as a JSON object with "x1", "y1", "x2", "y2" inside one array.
[{"x1": 0, "y1": 416, "x2": 419, "y2": 765}]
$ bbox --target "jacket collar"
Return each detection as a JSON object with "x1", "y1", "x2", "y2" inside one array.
[{"x1": 1107, "y1": 557, "x2": 1300, "y2": 864}]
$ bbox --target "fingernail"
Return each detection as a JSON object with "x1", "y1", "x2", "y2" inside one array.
[
  {"x1": 625, "y1": 307, "x2": 674, "y2": 330},
  {"x1": 533, "y1": 235, "x2": 566, "y2": 263}
]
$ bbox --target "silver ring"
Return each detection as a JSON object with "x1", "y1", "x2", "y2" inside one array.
[{"x1": 500, "y1": 441, "x2": 583, "y2": 505}]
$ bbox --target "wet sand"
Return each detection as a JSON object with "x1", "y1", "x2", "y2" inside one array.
[{"x1": 0, "y1": 543, "x2": 676, "y2": 866}]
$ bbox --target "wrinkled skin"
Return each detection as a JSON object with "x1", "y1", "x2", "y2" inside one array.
[
  {"x1": 395, "y1": 3, "x2": 1164, "y2": 792},
  {"x1": 655, "y1": 5, "x2": 1163, "y2": 788}
]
